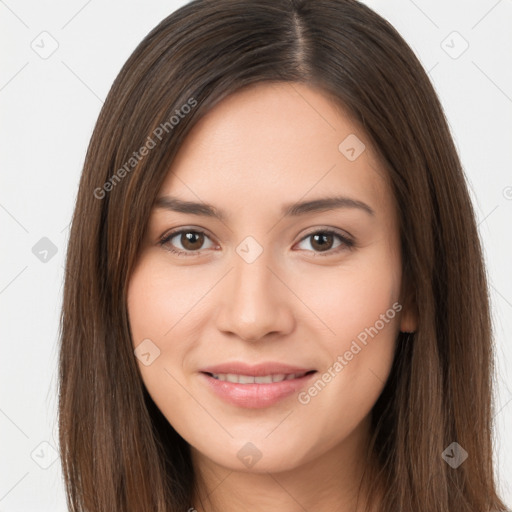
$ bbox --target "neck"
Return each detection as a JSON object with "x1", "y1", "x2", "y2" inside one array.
[{"x1": 190, "y1": 415, "x2": 382, "y2": 512}]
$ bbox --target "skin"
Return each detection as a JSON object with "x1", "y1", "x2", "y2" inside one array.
[{"x1": 127, "y1": 81, "x2": 417, "y2": 512}]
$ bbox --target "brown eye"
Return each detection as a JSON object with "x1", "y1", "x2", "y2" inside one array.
[
  {"x1": 296, "y1": 229, "x2": 354, "y2": 256},
  {"x1": 310, "y1": 233, "x2": 335, "y2": 252},
  {"x1": 159, "y1": 229, "x2": 215, "y2": 255},
  {"x1": 180, "y1": 231, "x2": 205, "y2": 250}
]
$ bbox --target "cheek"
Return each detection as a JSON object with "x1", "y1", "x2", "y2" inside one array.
[
  {"x1": 293, "y1": 245, "x2": 402, "y2": 352},
  {"x1": 127, "y1": 256, "x2": 182, "y2": 394},
  {"x1": 126, "y1": 257, "x2": 205, "y2": 423},
  {"x1": 127, "y1": 255, "x2": 207, "y2": 347},
  {"x1": 127, "y1": 254, "x2": 222, "y2": 413},
  {"x1": 291, "y1": 245, "x2": 401, "y2": 416}
]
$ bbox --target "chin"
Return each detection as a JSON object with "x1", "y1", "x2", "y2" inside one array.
[{"x1": 190, "y1": 436, "x2": 312, "y2": 474}]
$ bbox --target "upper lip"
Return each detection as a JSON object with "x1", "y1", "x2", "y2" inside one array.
[{"x1": 200, "y1": 362, "x2": 316, "y2": 377}]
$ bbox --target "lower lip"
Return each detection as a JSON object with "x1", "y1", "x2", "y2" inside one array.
[{"x1": 199, "y1": 372, "x2": 317, "y2": 408}]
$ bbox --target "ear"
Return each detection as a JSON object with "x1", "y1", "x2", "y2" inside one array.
[{"x1": 399, "y1": 281, "x2": 418, "y2": 333}]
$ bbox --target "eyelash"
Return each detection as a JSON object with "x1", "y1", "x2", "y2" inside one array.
[{"x1": 158, "y1": 228, "x2": 355, "y2": 258}]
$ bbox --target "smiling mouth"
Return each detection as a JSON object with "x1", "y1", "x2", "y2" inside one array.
[{"x1": 203, "y1": 370, "x2": 316, "y2": 384}]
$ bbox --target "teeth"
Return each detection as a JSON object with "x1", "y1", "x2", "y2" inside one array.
[
  {"x1": 210, "y1": 372, "x2": 307, "y2": 383},
  {"x1": 255, "y1": 375, "x2": 273, "y2": 383}
]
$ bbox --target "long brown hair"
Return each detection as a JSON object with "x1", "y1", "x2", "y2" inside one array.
[{"x1": 58, "y1": 0, "x2": 509, "y2": 510}]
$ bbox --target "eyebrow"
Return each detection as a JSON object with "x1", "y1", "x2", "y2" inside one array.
[{"x1": 154, "y1": 194, "x2": 375, "y2": 221}]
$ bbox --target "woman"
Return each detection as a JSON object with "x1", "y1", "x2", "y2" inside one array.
[{"x1": 58, "y1": 0, "x2": 509, "y2": 511}]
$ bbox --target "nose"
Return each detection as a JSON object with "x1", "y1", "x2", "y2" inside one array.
[{"x1": 214, "y1": 247, "x2": 295, "y2": 342}]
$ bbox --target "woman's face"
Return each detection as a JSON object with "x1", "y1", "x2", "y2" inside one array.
[{"x1": 127, "y1": 82, "x2": 416, "y2": 474}]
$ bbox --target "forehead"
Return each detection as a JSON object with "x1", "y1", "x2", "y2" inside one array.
[{"x1": 157, "y1": 82, "x2": 393, "y2": 222}]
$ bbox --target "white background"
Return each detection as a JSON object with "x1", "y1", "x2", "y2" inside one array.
[{"x1": 1, "y1": 1, "x2": 511, "y2": 510}]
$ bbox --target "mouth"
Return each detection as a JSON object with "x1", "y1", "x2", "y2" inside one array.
[
  {"x1": 203, "y1": 370, "x2": 316, "y2": 384},
  {"x1": 198, "y1": 365, "x2": 318, "y2": 408}
]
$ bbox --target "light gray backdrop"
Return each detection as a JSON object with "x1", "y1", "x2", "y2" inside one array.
[{"x1": 1, "y1": 0, "x2": 511, "y2": 510}]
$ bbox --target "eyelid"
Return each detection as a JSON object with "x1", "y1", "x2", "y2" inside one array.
[
  {"x1": 293, "y1": 227, "x2": 355, "y2": 255},
  {"x1": 159, "y1": 226, "x2": 215, "y2": 243},
  {"x1": 158, "y1": 226, "x2": 218, "y2": 254},
  {"x1": 158, "y1": 226, "x2": 355, "y2": 257},
  {"x1": 298, "y1": 225, "x2": 354, "y2": 243}
]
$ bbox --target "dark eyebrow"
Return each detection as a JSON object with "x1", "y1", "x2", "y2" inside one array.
[
  {"x1": 282, "y1": 196, "x2": 375, "y2": 217},
  {"x1": 154, "y1": 196, "x2": 227, "y2": 221},
  {"x1": 154, "y1": 194, "x2": 375, "y2": 221}
]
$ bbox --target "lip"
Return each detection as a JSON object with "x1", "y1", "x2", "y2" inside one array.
[
  {"x1": 199, "y1": 361, "x2": 317, "y2": 409},
  {"x1": 200, "y1": 362, "x2": 315, "y2": 376}
]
